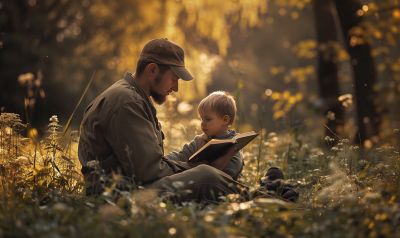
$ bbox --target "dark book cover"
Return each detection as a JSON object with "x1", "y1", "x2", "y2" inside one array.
[{"x1": 188, "y1": 131, "x2": 259, "y2": 162}]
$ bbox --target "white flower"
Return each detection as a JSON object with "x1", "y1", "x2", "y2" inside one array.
[{"x1": 86, "y1": 160, "x2": 99, "y2": 168}]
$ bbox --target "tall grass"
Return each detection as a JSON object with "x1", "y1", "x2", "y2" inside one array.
[{"x1": 0, "y1": 110, "x2": 399, "y2": 238}]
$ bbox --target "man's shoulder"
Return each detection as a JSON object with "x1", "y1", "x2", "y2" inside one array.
[
  {"x1": 83, "y1": 78, "x2": 147, "y2": 121},
  {"x1": 99, "y1": 79, "x2": 145, "y2": 108}
]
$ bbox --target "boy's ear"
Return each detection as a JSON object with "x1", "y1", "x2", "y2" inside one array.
[{"x1": 222, "y1": 115, "x2": 230, "y2": 125}]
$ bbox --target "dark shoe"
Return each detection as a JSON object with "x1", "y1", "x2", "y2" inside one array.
[
  {"x1": 263, "y1": 179, "x2": 282, "y2": 191},
  {"x1": 257, "y1": 167, "x2": 299, "y2": 203},
  {"x1": 265, "y1": 167, "x2": 284, "y2": 181},
  {"x1": 260, "y1": 167, "x2": 284, "y2": 187},
  {"x1": 281, "y1": 189, "x2": 299, "y2": 202}
]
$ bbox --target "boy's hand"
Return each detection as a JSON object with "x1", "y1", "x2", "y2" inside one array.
[
  {"x1": 210, "y1": 144, "x2": 238, "y2": 170},
  {"x1": 199, "y1": 133, "x2": 209, "y2": 141},
  {"x1": 193, "y1": 133, "x2": 210, "y2": 148}
]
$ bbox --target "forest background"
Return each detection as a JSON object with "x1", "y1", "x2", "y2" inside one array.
[{"x1": 0, "y1": 0, "x2": 400, "y2": 237}]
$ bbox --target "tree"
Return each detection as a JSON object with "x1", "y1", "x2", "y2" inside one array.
[
  {"x1": 0, "y1": 0, "x2": 153, "y2": 128},
  {"x1": 311, "y1": 0, "x2": 382, "y2": 145},
  {"x1": 0, "y1": 0, "x2": 96, "y2": 125},
  {"x1": 334, "y1": 0, "x2": 381, "y2": 145},
  {"x1": 0, "y1": 0, "x2": 267, "y2": 129},
  {"x1": 312, "y1": 0, "x2": 345, "y2": 138}
]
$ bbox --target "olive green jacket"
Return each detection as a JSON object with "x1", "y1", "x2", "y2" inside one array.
[{"x1": 78, "y1": 72, "x2": 189, "y2": 187}]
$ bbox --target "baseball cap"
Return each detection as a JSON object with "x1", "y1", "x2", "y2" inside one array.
[{"x1": 139, "y1": 38, "x2": 193, "y2": 81}]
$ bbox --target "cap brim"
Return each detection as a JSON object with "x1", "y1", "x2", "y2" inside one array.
[{"x1": 170, "y1": 66, "x2": 193, "y2": 81}]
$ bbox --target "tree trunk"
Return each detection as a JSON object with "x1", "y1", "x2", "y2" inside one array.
[
  {"x1": 312, "y1": 0, "x2": 345, "y2": 138},
  {"x1": 334, "y1": 0, "x2": 381, "y2": 145}
]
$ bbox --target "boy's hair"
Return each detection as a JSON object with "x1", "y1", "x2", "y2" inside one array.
[{"x1": 198, "y1": 91, "x2": 237, "y2": 124}]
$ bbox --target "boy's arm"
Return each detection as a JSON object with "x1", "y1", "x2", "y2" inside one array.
[
  {"x1": 222, "y1": 151, "x2": 244, "y2": 180},
  {"x1": 166, "y1": 135, "x2": 208, "y2": 161}
]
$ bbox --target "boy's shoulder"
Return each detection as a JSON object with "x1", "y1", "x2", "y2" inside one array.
[{"x1": 217, "y1": 129, "x2": 238, "y2": 139}]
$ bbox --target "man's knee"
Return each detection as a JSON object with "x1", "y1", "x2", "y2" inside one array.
[{"x1": 192, "y1": 164, "x2": 232, "y2": 185}]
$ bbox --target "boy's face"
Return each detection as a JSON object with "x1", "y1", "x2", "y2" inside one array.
[{"x1": 199, "y1": 110, "x2": 230, "y2": 138}]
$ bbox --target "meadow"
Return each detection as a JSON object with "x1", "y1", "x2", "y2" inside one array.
[
  {"x1": 1, "y1": 1, "x2": 399, "y2": 237},
  {"x1": 0, "y1": 100, "x2": 399, "y2": 238}
]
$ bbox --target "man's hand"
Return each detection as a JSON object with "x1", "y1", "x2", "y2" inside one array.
[
  {"x1": 210, "y1": 144, "x2": 238, "y2": 171},
  {"x1": 187, "y1": 160, "x2": 209, "y2": 168}
]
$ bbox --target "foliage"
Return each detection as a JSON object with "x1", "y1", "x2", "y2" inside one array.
[
  {"x1": 1, "y1": 111, "x2": 399, "y2": 238},
  {"x1": 1, "y1": 0, "x2": 399, "y2": 237}
]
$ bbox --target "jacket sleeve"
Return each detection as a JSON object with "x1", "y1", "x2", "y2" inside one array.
[
  {"x1": 166, "y1": 135, "x2": 207, "y2": 162},
  {"x1": 105, "y1": 101, "x2": 175, "y2": 184},
  {"x1": 222, "y1": 151, "x2": 244, "y2": 180}
]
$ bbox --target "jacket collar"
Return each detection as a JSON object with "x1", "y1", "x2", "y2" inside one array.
[
  {"x1": 211, "y1": 129, "x2": 237, "y2": 139},
  {"x1": 124, "y1": 72, "x2": 163, "y2": 138},
  {"x1": 124, "y1": 72, "x2": 156, "y2": 106}
]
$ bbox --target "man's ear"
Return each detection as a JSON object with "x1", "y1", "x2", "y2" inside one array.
[{"x1": 146, "y1": 63, "x2": 159, "y2": 79}]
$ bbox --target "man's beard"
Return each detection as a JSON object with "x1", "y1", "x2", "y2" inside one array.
[
  {"x1": 150, "y1": 73, "x2": 167, "y2": 105},
  {"x1": 150, "y1": 91, "x2": 166, "y2": 105}
]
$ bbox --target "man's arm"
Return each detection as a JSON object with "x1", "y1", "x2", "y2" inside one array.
[
  {"x1": 166, "y1": 134, "x2": 208, "y2": 161},
  {"x1": 166, "y1": 140, "x2": 197, "y2": 161},
  {"x1": 106, "y1": 101, "x2": 175, "y2": 184}
]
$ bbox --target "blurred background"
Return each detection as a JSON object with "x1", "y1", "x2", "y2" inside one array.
[{"x1": 0, "y1": 0, "x2": 399, "y2": 147}]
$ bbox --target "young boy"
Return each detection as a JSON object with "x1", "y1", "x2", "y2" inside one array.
[{"x1": 166, "y1": 91, "x2": 244, "y2": 180}]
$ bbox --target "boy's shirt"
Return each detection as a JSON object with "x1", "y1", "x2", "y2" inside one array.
[{"x1": 166, "y1": 130, "x2": 244, "y2": 180}]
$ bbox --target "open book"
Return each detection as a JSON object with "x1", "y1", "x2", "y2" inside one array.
[{"x1": 188, "y1": 131, "x2": 259, "y2": 162}]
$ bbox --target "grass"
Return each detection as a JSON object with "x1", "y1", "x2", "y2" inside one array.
[{"x1": 0, "y1": 111, "x2": 399, "y2": 238}]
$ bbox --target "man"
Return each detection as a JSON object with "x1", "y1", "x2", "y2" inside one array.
[{"x1": 78, "y1": 38, "x2": 243, "y2": 202}]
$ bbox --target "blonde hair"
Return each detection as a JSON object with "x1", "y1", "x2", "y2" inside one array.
[{"x1": 198, "y1": 91, "x2": 237, "y2": 124}]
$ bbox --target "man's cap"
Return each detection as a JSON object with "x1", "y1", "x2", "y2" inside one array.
[{"x1": 139, "y1": 38, "x2": 193, "y2": 81}]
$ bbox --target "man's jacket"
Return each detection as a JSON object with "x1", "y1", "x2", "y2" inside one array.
[{"x1": 78, "y1": 72, "x2": 189, "y2": 193}]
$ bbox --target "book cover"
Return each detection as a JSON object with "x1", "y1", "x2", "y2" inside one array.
[{"x1": 188, "y1": 131, "x2": 259, "y2": 162}]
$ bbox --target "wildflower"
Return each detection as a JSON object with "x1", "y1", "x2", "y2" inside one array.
[
  {"x1": 239, "y1": 202, "x2": 252, "y2": 210},
  {"x1": 331, "y1": 147, "x2": 339, "y2": 151},
  {"x1": 177, "y1": 101, "x2": 193, "y2": 115},
  {"x1": 99, "y1": 204, "x2": 124, "y2": 219},
  {"x1": 17, "y1": 72, "x2": 34, "y2": 86},
  {"x1": 27, "y1": 128, "x2": 38, "y2": 140},
  {"x1": 350, "y1": 145, "x2": 359, "y2": 150},
  {"x1": 168, "y1": 227, "x2": 177, "y2": 235},
  {"x1": 53, "y1": 203, "x2": 68, "y2": 212},
  {"x1": 326, "y1": 111, "x2": 335, "y2": 120},
  {"x1": 172, "y1": 181, "x2": 184, "y2": 189},
  {"x1": 189, "y1": 118, "x2": 201, "y2": 128},
  {"x1": 49, "y1": 115, "x2": 59, "y2": 124},
  {"x1": 363, "y1": 192, "x2": 381, "y2": 201},
  {"x1": 341, "y1": 139, "x2": 349, "y2": 143},
  {"x1": 338, "y1": 93, "x2": 353, "y2": 108},
  {"x1": 268, "y1": 132, "x2": 277, "y2": 138},
  {"x1": 86, "y1": 160, "x2": 99, "y2": 168},
  {"x1": 264, "y1": 89, "x2": 273, "y2": 96},
  {"x1": 363, "y1": 140, "x2": 373, "y2": 149},
  {"x1": 204, "y1": 215, "x2": 214, "y2": 222},
  {"x1": 16, "y1": 156, "x2": 29, "y2": 164}
]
